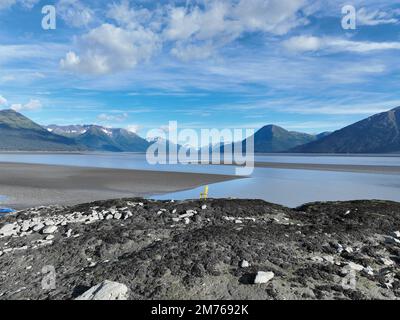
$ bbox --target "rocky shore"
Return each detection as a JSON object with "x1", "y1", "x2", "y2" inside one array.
[{"x1": 0, "y1": 198, "x2": 399, "y2": 300}]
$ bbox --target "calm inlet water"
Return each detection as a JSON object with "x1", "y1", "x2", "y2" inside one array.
[{"x1": 0, "y1": 153, "x2": 400, "y2": 207}]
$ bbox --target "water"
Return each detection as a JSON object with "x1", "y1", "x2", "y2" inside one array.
[
  {"x1": 0, "y1": 195, "x2": 9, "y2": 218},
  {"x1": 1, "y1": 153, "x2": 400, "y2": 207}
]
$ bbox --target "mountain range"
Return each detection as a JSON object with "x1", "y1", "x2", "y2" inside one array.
[
  {"x1": 291, "y1": 106, "x2": 400, "y2": 153},
  {"x1": 0, "y1": 107, "x2": 400, "y2": 153}
]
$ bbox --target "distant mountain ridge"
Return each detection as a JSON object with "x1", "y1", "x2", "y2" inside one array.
[
  {"x1": 0, "y1": 109, "x2": 84, "y2": 151},
  {"x1": 226, "y1": 124, "x2": 322, "y2": 153},
  {"x1": 2, "y1": 107, "x2": 400, "y2": 153},
  {"x1": 292, "y1": 106, "x2": 400, "y2": 153},
  {"x1": 47, "y1": 125, "x2": 150, "y2": 152}
]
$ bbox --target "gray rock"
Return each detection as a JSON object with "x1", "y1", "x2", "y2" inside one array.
[
  {"x1": 75, "y1": 280, "x2": 129, "y2": 300},
  {"x1": 385, "y1": 236, "x2": 400, "y2": 245}
]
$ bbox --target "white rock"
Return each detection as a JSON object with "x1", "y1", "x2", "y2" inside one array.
[
  {"x1": 235, "y1": 220, "x2": 243, "y2": 224},
  {"x1": 363, "y1": 266, "x2": 374, "y2": 276},
  {"x1": 254, "y1": 271, "x2": 274, "y2": 284},
  {"x1": 114, "y1": 213, "x2": 122, "y2": 220},
  {"x1": 172, "y1": 218, "x2": 180, "y2": 223},
  {"x1": 44, "y1": 220, "x2": 55, "y2": 226},
  {"x1": 42, "y1": 225, "x2": 58, "y2": 234},
  {"x1": 75, "y1": 280, "x2": 129, "y2": 300},
  {"x1": 184, "y1": 218, "x2": 190, "y2": 225},
  {"x1": 21, "y1": 221, "x2": 31, "y2": 232},
  {"x1": 32, "y1": 223, "x2": 45, "y2": 232},
  {"x1": 322, "y1": 256, "x2": 335, "y2": 264},
  {"x1": 201, "y1": 205, "x2": 207, "y2": 210},
  {"x1": 66, "y1": 229, "x2": 72, "y2": 238},
  {"x1": 391, "y1": 231, "x2": 400, "y2": 239},
  {"x1": 240, "y1": 260, "x2": 250, "y2": 268},
  {"x1": 380, "y1": 257, "x2": 394, "y2": 266},
  {"x1": 46, "y1": 235, "x2": 55, "y2": 241},
  {"x1": 344, "y1": 247, "x2": 353, "y2": 254},
  {"x1": 348, "y1": 262, "x2": 364, "y2": 272},
  {"x1": 311, "y1": 256, "x2": 324, "y2": 263},
  {"x1": 0, "y1": 223, "x2": 19, "y2": 237},
  {"x1": 179, "y1": 211, "x2": 196, "y2": 219}
]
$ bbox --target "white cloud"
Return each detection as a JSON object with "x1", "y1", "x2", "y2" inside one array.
[
  {"x1": 97, "y1": 112, "x2": 128, "y2": 122},
  {"x1": 11, "y1": 99, "x2": 42, "y2": 111},
  {"x1": 164, "y1": 0, "x2": 308, "y2": 59},
  {"x1": 57, "y1": 0, "x2": 94, "y2": 28},
  {"x1": 107, "y1": 0, "x2": 154, "y2": 30},
  {"x1": 0, "y1": 95, "x2": 7, "y2": 106},
  {"x1": 283, "y1": 36, "x2": 400, "y2": 53},
  {"x1": 357, "y1": 7, "x2": 399, "y2": 26},
  {"x1": 125, "y1": 124, "x2": 140, "y2": 134},
  {"x1": 0, "y1": 0, "x2": 39, "y2": 10},
  {"x1": 61, "y1": 23, "x2": 160, "y2": 74},
  {"x1": 0, "y1": 0, "x2": 16, "y2": 10}
]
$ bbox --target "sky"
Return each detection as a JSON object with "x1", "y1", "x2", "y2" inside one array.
[{"x1": 0, "y1": 0, "x2": 400, "y2": 137}]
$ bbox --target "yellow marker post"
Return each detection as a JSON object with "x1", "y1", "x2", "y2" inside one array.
[{"x1": 200, "y1": 185, "x2": 209, "y2": 200}]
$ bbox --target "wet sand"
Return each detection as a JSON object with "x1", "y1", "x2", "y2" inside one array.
[{"x1": 0, "y1": 162, "x2": 240, "y2": 209}]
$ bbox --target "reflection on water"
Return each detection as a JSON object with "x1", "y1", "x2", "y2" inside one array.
[{"x1": 1, "y1": 153, "x2": 400, "y2": 207}]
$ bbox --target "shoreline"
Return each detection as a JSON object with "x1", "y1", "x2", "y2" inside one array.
[{"x1": 0, "y1": 162, "x2": 240, "y2": 209}]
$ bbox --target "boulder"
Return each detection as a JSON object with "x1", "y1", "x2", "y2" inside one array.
[
  {"x1": 0, "y1": 223, "x2": 19, "y2": 237},
  {"x1": 75, "y1": 280, "x2": 129, "y2": 300},
  {"x1": 254, "y1": 271, "x2": 274, "y2": 284},
  {"x1": 32, "y1": 223, "x2": 45, "y2": 232},
  {"x1": 42, "y1": 225, "x2": 58, "y2": 234},
  {"x1": 348, "y1": 262, "x2": 364, "y2": 272}
]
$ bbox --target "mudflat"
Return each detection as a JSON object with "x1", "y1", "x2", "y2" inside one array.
[{"x1": 0, "y1": 162, "x2": 239, "y2": 209}]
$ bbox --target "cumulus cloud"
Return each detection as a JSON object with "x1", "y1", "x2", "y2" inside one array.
[
  {"x1": 56, "y1": 0, "x2": 94, "y2": 28},
  {"x1": 165, "y1": 0, "x2": 308, "y2": 59},
  {"x1": 283, "y1": 35, "x2": 400, "y2": 53},
  {"x1": 11, "y1": 99, "x2": 42, "y2": 111},
  {"x1": 61, "y1": 23, "x2": 160, "y2": 74},
  {"x1": 60, "y1": 0, "x2": 310, "y2": 73},
  {"x1": 0, "y1": 95, "x2": 8, "y2": 106}
]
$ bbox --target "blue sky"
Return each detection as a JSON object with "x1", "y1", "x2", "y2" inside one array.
[{"x1": 0, "y1": 0, "x2": 400, "y2": 137}]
